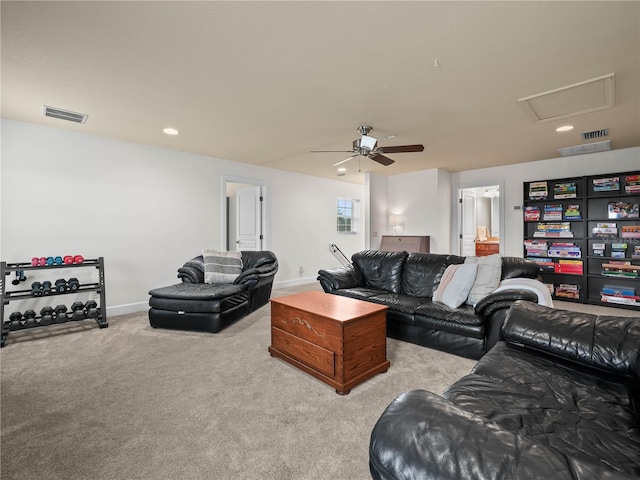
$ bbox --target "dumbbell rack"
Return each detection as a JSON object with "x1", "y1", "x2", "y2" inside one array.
[{"x1": 1, "y1": 257, "x2": 107, "y2": 347}]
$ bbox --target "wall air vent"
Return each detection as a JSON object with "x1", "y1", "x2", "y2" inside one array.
[
  {"x1": 43, "y1": 105, "x2": 88, "y2": 124},
  {"x1": 558, "y1": 140, "x2": 610, "y2": 157},
  {"x1": 581, "y1": 128, "x2": 609, "y2": 140}
]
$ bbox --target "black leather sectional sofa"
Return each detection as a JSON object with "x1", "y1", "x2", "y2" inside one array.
[
  {"x1": 318, "y1": 250, "x2": 540, "y2": 359},
  {"x1": 369, "y1": 300, "x2": 640, "y2": 480}
]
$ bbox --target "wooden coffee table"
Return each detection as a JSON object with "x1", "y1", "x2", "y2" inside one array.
[{"x1": 268, "y1": 291, "x2": 389, "y2": 395}]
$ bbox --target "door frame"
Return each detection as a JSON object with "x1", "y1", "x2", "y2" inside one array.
[
  {"x1": 452, "y1": 180, "x2": 504, "y2": 256},
  {"x1": 221, "y1": 175, "x2": 269, "y2": 251}
]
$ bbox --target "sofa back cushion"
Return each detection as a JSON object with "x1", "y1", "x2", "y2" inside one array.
[
  {"x1": 401, "y1": 253, "x2": 465, "y2": 297},
  {"x1": 352, "y1": 250, "x2": 408, "y2": 294},
  {"x1": 501, "y1": 256, "x2": 540, "y2": 280},
  {"x1": 240, "y1": 250, "x2": 277, "y2": 271},
  {"x1": 503, "y1": 300, "x2": 640, "y2": 380}
]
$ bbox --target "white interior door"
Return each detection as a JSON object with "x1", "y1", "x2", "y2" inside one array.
[
  {"x1": 461, "y1": 190, "x2": 477, "y2": 256},
  {"x1": 235, "y1": 186, "x2": 263, "y2": 251}
]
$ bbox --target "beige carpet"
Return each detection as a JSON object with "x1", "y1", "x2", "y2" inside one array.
[{"x1": 1, "y1": 284, "x2": 475, "y2": 480}]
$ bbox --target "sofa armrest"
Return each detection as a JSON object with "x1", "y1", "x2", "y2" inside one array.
[
  {"x1": 474, "y1": 289, "x2": 538, "y2": 351},
  {"x1": 177, "y1": 256, "x2": 205, "y2": 283},
  {"x1": 503, "y1": 300, "x2": 640, "y2": 379},
  {"x1": 475, "y1": 289, "x2": 538, "y2": 317},
  {"x1": 234, "y1": 261, "x2": 278, "y2": 289},
  {"x1": 370, "y1": 390, "x2": 635, "y2": 480},
  {"x1": 317, "y1": 264, "x2": 363, "y2": 292},
  {"x1": 177, "y1": 266, "x2": 204, "y2": 284}
]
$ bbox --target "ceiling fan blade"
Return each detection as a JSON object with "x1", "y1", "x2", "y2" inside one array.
[
  {"x1": 332, "y1": 155, "x2": 358, "y2": 167},
  {"x1": 368, "y1": 153, "x2": 395, "y2": 166},
  {"x1": 377, "y1": 144, "x2": 424, "y2": 154},
  {"x1": 311, "y1": 150, "x2": 357, "y2": 153}
]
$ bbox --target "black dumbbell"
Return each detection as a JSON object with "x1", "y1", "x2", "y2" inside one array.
[
  {"x1": 9, "y1": 312, "x2": 22, "y2": 331},
  {"x1": 31, "y1": 281, "x2": 43, "y2": 297},
  {"x1": 11, "y1": 270, "x2": 27, "y2": 286},
  {"x1": 54, "y1": 305, "x2": 68, "y2": 323},
  {"x1": 84, "y1": 300, "x2": 98, "y2": 319},
  {"x1": 23, "y1": 310, "x2": 37, "y2": 329},
  {"x1": 54, "y1": 279, "x2": 67, "y2": 293},
  {"x1": 70, "y1": 302, "x2": 85, "y2": 321},
  {"x1": 41, "y1": 280, "x2": 52, "y2": 295},
  {"x1": 40, "y1": 306, "x2": 54, "y2": 326},
  {"x1": 67, "y1": 278, "x2": 80, "y2": 291}
]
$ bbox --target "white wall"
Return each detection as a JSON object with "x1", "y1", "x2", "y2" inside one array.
[
  {"x1": 451, "y1": 147, "x2": 640, "y2": 256},
  {"x1": 385, "y1": 168, "x2": 451, "y2": 253},
  {"x1": 365, "y1": 172, "x2": 388, "y2": 251},
  {"x1": 1, "y1": 120, "x2": 365, "y2": 314}
]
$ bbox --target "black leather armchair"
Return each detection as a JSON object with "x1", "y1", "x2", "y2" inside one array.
[{"x1": 148, "y1": 251, "x2": 278, "y2": 333}]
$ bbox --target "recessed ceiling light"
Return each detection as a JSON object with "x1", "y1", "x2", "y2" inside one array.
[
  {"x1": 163, "y1": 127, "x2": 179, "y2": 135},
  {"x1": 555, "y1": 125, "x2": 574, "y2": 132},
  {"x1": 337, "y1": 167, "x2": 347, "y2": 172}
]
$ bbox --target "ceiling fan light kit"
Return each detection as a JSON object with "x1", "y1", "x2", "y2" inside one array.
[{"x1": 313, "y1": 125, "x2": 424, "y2": 168}]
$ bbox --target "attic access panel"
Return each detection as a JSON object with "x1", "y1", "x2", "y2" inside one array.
[{"x1": 517, "y1": 74, "x2": 614, "y2": 123}]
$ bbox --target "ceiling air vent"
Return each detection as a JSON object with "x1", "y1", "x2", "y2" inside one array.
[
  {"x1": 558, "y1": 140, "x2": 611, "y2": 157},
  {"x1": 43, "y1": 105, "x2": 88, "y2": 124},
  {"x1": 581, "y1": 128, "x2": 608, "y2": 140}
]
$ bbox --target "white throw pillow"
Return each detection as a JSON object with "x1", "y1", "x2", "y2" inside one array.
[
  {"x1": 464, "y1": 254, "x2": 503, "y2": 306},
  {"x1": 202, "y1": 249, "x2": 243, "y2": 284},
  {"x1": 434, "y1": 263, "x2": 478, "y2": 309}
]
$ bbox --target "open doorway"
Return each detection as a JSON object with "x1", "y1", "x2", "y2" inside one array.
[
  {"x1": 455, "y1": 182, "x2": 503, "y2": 257},
  {"x1": 221, "y1": 175, "x2": 269, "y2": 251}
]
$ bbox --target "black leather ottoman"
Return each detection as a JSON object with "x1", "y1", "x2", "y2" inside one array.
[{"x1": 148, "y1": 283, "x2": 250, "y2": 333}]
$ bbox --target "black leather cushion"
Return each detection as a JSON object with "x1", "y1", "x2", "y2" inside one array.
[
  {"x1": 241, "y1": 250, "x2": 278, "y2": 270},
  {"x1": 503, "y1": 300, "x2": 640, "y2": 379},
  {"x1": 352, "y1": 250, "x2": 408, "y2": 294},
  {"x1": 401, "y1": 253, "x2": 465, "y2": 297},
  {"x1": 501, "y1": 256, "x2": 540, "y2": 280},
  {"x1": 414, "y1": 302, "x2": 484, "y2": 339},
  {"x1": 333, "y1": 287, "x2": 386, "y2": 302},
  {"x1": 445, "y1": 342, "x2": 640, "y2": 476},
  {"x1": 370, "y1": 388, "x2": 634, "y2": 480},
  {"x1": 368, "y1": 293, "x2": 431, "y2": 315},
  {"x1": 148, "y1": 283, "x2": 248, "y2": 313}
]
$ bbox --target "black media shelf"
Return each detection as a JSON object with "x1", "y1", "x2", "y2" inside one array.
[{"x1": 523, "y1": 170, "x2": 640, "y2": 311}]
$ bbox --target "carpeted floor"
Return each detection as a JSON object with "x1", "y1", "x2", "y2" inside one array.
[{"x1": 1, "y1": 284, "x2": 475, "y2": 480}]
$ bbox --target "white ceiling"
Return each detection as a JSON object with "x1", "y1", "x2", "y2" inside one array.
[{"x1": 2, "y1": 1, "x2": 639, "y2": 184}]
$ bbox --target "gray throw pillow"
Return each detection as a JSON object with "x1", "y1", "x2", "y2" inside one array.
[
  {"x1": 202, "y1": 249, "x2": 243, "y2": 284},
  {"x1": 464, "y1": 254, "x2": 502, "y2": 306},
  {"x1": 433, "y1": 263, "x2": 478, "y2": 308}
]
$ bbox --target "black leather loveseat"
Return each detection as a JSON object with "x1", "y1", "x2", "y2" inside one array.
[
  {"x1": 148, "y1": 251, "x2": 278, "y2": 333},
  {"x1": 370, "y1": 301, "x2": 640, "y2": 480},
  {"x1": 318, "y1": 250, "x2": 540, "y2": 359}
]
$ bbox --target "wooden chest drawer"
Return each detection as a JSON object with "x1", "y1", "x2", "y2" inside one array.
[
  {"x1": 271, "y1": 327, "x2": 335, "y2": 377},
  {"x1": 271, "y1": 303, "x2": 341, "y2": 353}
]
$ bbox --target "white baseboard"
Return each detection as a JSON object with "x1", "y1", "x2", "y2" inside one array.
[
  {"x1": 107, "y1": 301, "x2": 148, "y2": 317},
  {"x1": 273, "y1": 277, "x2": 318, "y2": 289}
]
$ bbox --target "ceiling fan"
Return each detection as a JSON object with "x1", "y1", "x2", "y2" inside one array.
[{"x1": 311, "y1": 126, "x2": 424, "y2": 167}]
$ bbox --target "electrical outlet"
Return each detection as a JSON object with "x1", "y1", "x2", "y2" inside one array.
[{"x1": 299, "y1": 266, "x2": 305, "y2": 275}]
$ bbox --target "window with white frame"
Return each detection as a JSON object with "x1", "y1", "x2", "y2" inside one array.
[{"x1": 337, "y1": 198, "x2": 359, "y2": 233}]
